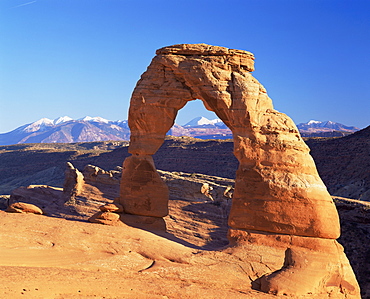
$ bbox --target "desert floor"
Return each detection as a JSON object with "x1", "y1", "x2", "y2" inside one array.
[{"x1": 0, "y1": 198, "x2": 282, "y2": 299}]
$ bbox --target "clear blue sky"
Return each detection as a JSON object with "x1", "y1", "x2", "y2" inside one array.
[{"x1": 1, "y1": 0, "x2": 369, "y2": 133}]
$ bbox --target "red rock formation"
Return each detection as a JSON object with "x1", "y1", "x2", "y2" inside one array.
[
  {"x1": 6, "y1": 202, "x2": 43, "y2": 214},
  {"x1": 63, "y1": 162, "x2": 84, "y2": 203},
  {"x1": 118, "y1": 43, "x2": 359, "y2": 297}
]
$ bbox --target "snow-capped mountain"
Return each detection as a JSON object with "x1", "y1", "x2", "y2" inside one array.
[
  {"x1": 297, "y1": 120, "x2": 359, "y2": 137},
  {"x1": 184, "y1": 116, "x2": 226, "y2": 128},
  {"x1": 0, "y1": 116, "x2": 130, "y2": 145},
  {"x1": 174, "y1": 117, "x2": 360, "y2": 139},
  {"x1": 15, "y1": 116, "x2": 75, "y2": 134},
  {"x1": 78, "y1": 116, "x2": 110, "y2": 123},
  {"x1": 20, "y1": 118, "x2": 55, "y2": 133},
  {"x1": 169, "y1": 116, "x2": 232, "y2": 139},
  {"x1": 54, "y1": 116, "x2": 74, "y2": 125}
]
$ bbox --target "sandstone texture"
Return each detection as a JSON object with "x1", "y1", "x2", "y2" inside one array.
[
  {"x1": 99, "y1": 202, "x2": 124, "y2": 213},
  {"x1": 8, "y1": 163, "x2": 123, "y2": 220},
  {"x1": 118, "y1": 43, "x2": 360, "y2": 297},
  {"x1": 9, "y1": 185, "x2": 63, "y2": 215},
  {"x1": 120, "y1": 155, "x2": 169, "y2": 217}
]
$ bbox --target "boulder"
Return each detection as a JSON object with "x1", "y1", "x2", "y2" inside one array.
[
  {"x1": 0, "y1": 195, "x2": 10, "y2": 210},
  {"x1": 6, "y1": 202, "x2": 43, "y2": 214},
  {"x1": 88, "y1": 211, "x2": 120, "y2": 225},
  {"x1": 99, "y1": 203, "x2": 124, "y2": 213},
  {"x1": 9, "y1": 185, "x2": 63, "y2": 216}
]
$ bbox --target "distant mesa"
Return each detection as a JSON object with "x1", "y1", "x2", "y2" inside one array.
[{"x1": 0, "y1": 116, "x2": 360, "y2": 145}]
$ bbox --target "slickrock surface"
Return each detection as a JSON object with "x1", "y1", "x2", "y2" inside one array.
[
  {"x1": 3, "y1": 165, "x2": 369, "y2": 297},
  {"x1": 0, "y1": 211, "x2": 295, "y2": 299},
  {"x1": 118, "y1": 43, "x2": 359, "y2": 297}
]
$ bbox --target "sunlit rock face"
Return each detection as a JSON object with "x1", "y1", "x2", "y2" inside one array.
[
  {"x1": 121, "y1": 43, "x2": 339, "y2": 238},
  {"x1": 118, "y1": 43, "x2": 360, "y2": 297}
]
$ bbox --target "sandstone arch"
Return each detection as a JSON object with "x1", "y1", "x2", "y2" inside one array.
[
  {"x1": 118, "y1": 44, "x2": 360, "y2": 297},
  {"x1": 120, "y1": 43, "x2": 339, "y2": 238}
]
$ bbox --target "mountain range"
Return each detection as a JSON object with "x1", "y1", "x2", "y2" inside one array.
[
  {"x1": 0, "y1": 116, "x2": 130, "y2": 145},
  {"x1": 297, "y1": 120, "x2": 359, "y2": 137},
  {"x1": 0, "y1": 116, "x2": 360, "y2": 145}
]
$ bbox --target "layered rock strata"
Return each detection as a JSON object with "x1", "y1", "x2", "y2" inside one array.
[{"x1": 118, "y1": 43, "x2": 360, "y2": 297}]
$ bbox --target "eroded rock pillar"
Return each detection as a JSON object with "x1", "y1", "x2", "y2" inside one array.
[
  {"x1": 118, "y1": 53, "x2": 193, "y2": 229},
  {"x1": 120, "y1": 155, "x2": 168, "y2": 217}
]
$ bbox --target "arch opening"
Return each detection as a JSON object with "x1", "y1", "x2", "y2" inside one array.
[{"x1": 167, "y1": 99, "x2": 233, "y2": 140}]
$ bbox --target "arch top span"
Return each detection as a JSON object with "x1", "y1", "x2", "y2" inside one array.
[
  {"x1": 155, "y1": 43, "x2": 255, "y2": 72},
  {"x1": 128, "y1": 43, "x2": 268, "y2": 155}
]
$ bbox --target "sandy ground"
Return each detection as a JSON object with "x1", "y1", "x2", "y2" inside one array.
[{"x1": 0, "y1": 201, "x2": 279, "y2": 299}]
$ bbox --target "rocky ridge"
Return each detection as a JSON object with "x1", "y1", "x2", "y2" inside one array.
[{"x1": 307, "y1": 125, "x2": 370, "y2": 202}]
